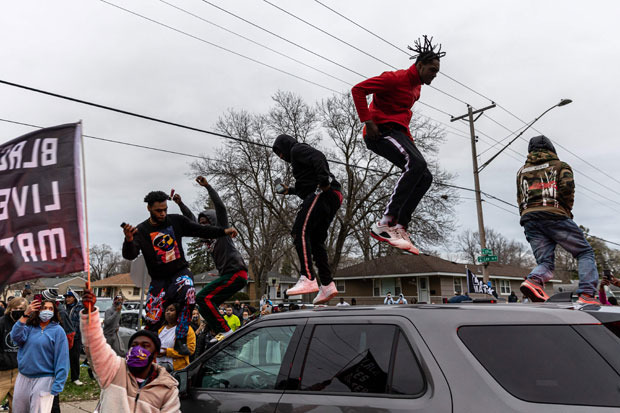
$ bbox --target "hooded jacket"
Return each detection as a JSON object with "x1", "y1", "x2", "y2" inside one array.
[
  {"x1": 196, "y1": 185, "x2": 248, "y2": 276},
  {"x1": 351, "y1": 63, "x2": 422, "y2": 139},
  {"x1": 272, "y1": 134, "x2": 340, "y2": 200},
  {"x1": 81, "y1": 308, "x2": 180, "y2": 413},
  {"x1": 62, "y1": 291, "x2": 84, "y2": 340},
  {"x1": 0, "y1": 313, "x2": 19, "y2": 370},
  {"x1": 517, "y1": 143, "x2": 574, "y2": 224}
]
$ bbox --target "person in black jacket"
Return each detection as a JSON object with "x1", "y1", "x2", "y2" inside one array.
[
  {"x1": 0, "y1": 297, "x2": 27, "y2": 411},
  {"x1": 122, "y1": 190, "x2": 238, "y2": 355},
  {"x1": 272, "y1": 134, "x2": 343, "y2": 305},
  {"x1": 186, "y1": 176, "x2": 250, "y2": 341}
]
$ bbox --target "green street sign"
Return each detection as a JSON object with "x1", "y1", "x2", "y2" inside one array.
[
  {"x1": 477, "y1": 255, "x2": 498, "y2": 263},
  {"x1": 481, "y1": 248, "x2": 493, "y2": 255}
]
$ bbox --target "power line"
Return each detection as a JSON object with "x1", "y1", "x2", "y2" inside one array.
[
  {"x1": 98, "y1": 0, "x2": 341, "y2": 95},
  {"x1": 261, "y1": 0, "x2": 470, "y2": 107},
  {"x1": 157, "y1": 0, "x2": 350, "y2": 86},
  {"x1": 7, "y1": 116, "x2": 618, "y2": 246}
]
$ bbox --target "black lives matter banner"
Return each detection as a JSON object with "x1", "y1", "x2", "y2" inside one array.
[
  {"x1": 0, "y1": 123, "x2": 86, "y2": 285},
  {"x1": 466, "y1": 268, "x2": 496, "y2": 296}
]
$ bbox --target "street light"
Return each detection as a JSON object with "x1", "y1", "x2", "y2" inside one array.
[{"x1": 477, "y1": 98, "x2": 572, "y2": 173}]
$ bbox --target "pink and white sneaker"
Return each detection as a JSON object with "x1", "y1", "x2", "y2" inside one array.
[
  {"x1": 395, "y1": 227, "x2": 419, "y2": 255},
  {"x1": 370, "y1": 222, "x2": 414, "y2": 252},
  {"x1": 286, "y1": 275, "x2": 319, "y2": 296},
  {"x1": 313, "y1": 282, "x2": 338, "y2": 305}
]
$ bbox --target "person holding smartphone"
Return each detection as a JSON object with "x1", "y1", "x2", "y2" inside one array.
[{"x1": 10, "y1": 298, "x2": 69, "y2": 413}]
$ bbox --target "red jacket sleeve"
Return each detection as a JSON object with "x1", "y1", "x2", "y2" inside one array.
[{"x1": 351, "y1": 71, "x2": 398, "y2": 123}]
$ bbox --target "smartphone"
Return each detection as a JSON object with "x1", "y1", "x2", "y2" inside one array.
[
  {"x1": 604, "y1": 269, "x2": 613, "y2": 280},
  {"x1": 33, "y1": 294, "x2": 43, "y2": 303},
  {"x1": 170, "y1": 189, "x2": 175, "y2": 200},
  {"x1": 274, "y1": 178, "x2": 286, "y2": 194}
]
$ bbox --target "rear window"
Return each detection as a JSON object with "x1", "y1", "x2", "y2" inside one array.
[{"x1": 458, "y1": 325, "x2": 620, "y2": 407}]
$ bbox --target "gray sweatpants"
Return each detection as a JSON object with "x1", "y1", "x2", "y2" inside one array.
[{"x1": 12, "y1": 373, "x2": 55, "y2": 413}]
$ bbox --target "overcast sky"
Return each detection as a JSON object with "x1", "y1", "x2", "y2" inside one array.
[{"x1": 1, "y1": 0, "x2": 619, "y2": 261}]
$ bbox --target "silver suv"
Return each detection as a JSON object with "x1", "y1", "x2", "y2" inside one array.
[{"x1": 175, "y1": 303, "x2": 620, "y2": 412}]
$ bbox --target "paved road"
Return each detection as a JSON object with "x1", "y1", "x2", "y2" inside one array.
[{"x1": 59, "y1": 400, "x2": 98, "y2": 412}]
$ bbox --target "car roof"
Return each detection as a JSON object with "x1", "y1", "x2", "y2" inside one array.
[{"x1": 256, "y1": 303, "x2": 606, "y2": 327}]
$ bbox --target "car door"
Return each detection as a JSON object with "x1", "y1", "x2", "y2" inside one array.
[
  {"x1": 179, "y1": 318, "x2": 306, "y2": 413},
  {"x1": 276, "y1": 315, "x2": 451, "y2": 412}
]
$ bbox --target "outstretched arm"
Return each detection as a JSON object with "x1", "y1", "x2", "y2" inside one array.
[
  {"x1": 173, "y1": 193, "x2": 197, "y2": 222},
  {"x1": 121, "y1": 224, "x2": 140, "y2": 260},
  {"x1": 196, "y1": 176, "x2": 229, "y2": 227}
]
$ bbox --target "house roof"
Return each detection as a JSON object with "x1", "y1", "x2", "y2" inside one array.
[
  {"x1": 334, "y1": 254, "x2": 539, "y2": 281},
  {"x1": 36, "y1": 276, "x2": 87, "y2": 288},
  {"x1": 91, "y1": 273, "x2": 136, "y2": 287}
]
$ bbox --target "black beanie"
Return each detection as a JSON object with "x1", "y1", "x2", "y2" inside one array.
[
  {"x1": 128, "y1": 329, "x2": 161, "y2": 354},
  {"x1": 528, "y1": 135, "x2": 556, "y2": 154}
]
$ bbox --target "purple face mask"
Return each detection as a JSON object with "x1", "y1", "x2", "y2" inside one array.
[{"x1": 126, "y1": 345, "x2": 152, "y2": 369}]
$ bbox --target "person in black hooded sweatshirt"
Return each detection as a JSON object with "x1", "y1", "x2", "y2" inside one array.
[
  {"x1": 272, "y1": 134, "x2": 343, "y2": 305},
  {"x1": 177, "y1": 176, "x2": 250, "y2": 342}
]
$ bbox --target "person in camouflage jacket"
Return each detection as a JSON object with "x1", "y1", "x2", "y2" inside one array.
[{"x1": 517, "y1": 135, "x2": 600, "y2": 305}]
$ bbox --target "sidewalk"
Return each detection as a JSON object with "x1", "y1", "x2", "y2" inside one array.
[{"x1": 59, "y1": 400, "x2": 98, "y2": 412}]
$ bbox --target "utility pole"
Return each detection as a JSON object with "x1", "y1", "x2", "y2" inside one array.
[{"x1": 451, "y1": 103, "x2": 496, "y2": 283}]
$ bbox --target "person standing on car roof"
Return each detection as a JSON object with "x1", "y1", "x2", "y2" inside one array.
[
  {"x1": 182, "y1": 176, "x2": 249, "y2": 342},
  {"x1": 272, "y1": 134, "x2": 344, "y2": 305},
  {"x1": 351, "y1": 35, "x2": 445, "y2": 256},
  {"x1": 122, "y1": 189, "x2": 237, "y2": 355},
  {"x1": 517, "y1": 135, "x2": 600, "y2": 305},
  {"x1": 104, "y1": 294, "x2": 125, "y2": 356}
]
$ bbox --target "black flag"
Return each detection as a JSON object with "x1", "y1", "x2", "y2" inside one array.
[
  {"x1": 466, "y1": 268, "x2": 497, "y2": 296},
  {"x1": 0, "y1": 123, "x2": 86, "y2": 286}
]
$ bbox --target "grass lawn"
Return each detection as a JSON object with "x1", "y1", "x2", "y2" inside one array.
[{"x1": 59, "y1": 366, "x2": 100, "y2": 402}]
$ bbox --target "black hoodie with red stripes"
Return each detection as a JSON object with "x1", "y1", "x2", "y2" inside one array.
[{"x1": 272, "y1": 134, "x2": 340, "y2": 199}]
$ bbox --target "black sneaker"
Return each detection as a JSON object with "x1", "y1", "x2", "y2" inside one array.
[{"x1": 174, "y1": 338, "x2": 191, "y2": 356}]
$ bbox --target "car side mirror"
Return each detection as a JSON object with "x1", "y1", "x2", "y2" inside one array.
[{"x1": 174, "y1": 370, "x2": 188, "y2": 397}]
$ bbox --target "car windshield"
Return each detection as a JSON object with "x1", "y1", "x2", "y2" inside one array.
[{"x1": 97, "y1": 300, "x2": 114, "y2": 312}]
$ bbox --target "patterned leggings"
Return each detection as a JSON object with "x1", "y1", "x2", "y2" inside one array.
[{"x1": 144, "y1": 268, "x2": 196, "y2": 339}]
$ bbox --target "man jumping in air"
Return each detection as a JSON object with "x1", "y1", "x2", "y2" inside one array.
[
  {"x1": 272, "y1": 134, "x2": 343, "y2": 304},
  {"x1": 122, "y1": 190, "x2": 237, "y2": 355},
  {"x1": 351, "y1": 35, "x2": 445, "y2": 254},
  {"x1": 185, "y1": 176, "x2": 250, "y2": 342},
  {"x1": 518, "y1": 136, "x2": 600, "y2": 305}
]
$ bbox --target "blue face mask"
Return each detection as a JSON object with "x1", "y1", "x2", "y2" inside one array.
[{"x1": 39, "y1": 310, "x2": 53, "y2": 322}]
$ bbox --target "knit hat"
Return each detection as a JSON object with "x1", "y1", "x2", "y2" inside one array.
[
  {"x1": 128, "y1": 329, "x2": 161, "y2": 354},
  {"x1": 42, "y1": 289, "x2": 59, "y2": 302}
]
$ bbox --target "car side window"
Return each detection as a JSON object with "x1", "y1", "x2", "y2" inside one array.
[
  {"x1": 198, "y1": 325, "x2": 296, "y2": 390},
  {"x1": 389, "y1": 331, "x2": 426, "y2": 396},
  {"x1": 300, "y1": 324, "x2": 397, "y2": 394}
]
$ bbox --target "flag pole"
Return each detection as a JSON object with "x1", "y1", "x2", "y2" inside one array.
[{"x1": 78, "y1": 121, "x2": 92, "y2": 323}]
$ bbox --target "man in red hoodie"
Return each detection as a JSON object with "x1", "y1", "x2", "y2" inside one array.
[{"x1": 351, "y1": 35, "x2": 445, "y2": 255}]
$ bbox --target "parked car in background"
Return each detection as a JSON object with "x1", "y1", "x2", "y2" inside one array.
[{"x1": 174, "y1": 303, "x2": 620, "y2": 412}]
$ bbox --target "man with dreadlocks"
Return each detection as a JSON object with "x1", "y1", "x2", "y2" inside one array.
[{"x1": 352, "y1": 35, "x2": 445, "y2": 254}]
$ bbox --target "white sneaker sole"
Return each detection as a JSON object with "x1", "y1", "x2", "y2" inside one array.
[{"x1": 313, "y1": 290, "x2": 338, "y2": 305}]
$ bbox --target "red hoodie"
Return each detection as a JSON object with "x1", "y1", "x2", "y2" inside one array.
[{"x1": 351, "y1": 64, "x2": 422, "y2": 139}]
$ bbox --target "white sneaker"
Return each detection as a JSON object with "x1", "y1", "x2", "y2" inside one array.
[
  {"x1": 371, "y1": 222, "x2": 414, "y2": 252},
  {"x1": 395, "y1": 227, "x2": 419, "y2": 255},
  {"x1": 286, "y1": 275, "x2": 319, "y2": 296},
  {"x1": 313, "y1": 282, "x2": 338, "y2": 305},
  {"x1": 73, "y1": 380, "x2": 84, "y2": 386}
]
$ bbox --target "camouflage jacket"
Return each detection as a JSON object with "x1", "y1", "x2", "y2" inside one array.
[{"x1": 516, "y1": 150, "x2": 574, "y2": 219}]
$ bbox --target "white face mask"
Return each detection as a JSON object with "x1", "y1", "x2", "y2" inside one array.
[{"x1": 39, "y1": 310, "x2": 53, "y2": 322}]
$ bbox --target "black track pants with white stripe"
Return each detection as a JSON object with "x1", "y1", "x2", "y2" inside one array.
[
  {"x1": 365, "y1": 126, "x2": 432, "y2": 228},
  {"x1": 291, "y1": 189, "x2": 342, "y2": 285}
]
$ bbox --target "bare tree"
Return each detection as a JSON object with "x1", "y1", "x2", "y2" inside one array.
[
  {"x1": 89, "y1": 244, "x2": 129, "y2": 280},
  {"x1": 190, "y1": 91, "x2": 459, "y2": 293},
  {"x1": 457, "y1": 227, "x2": 535, "y2": 267}
]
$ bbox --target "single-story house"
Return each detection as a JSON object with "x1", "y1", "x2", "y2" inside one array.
[
  {"x1": 91, "y1": 273, "x2": 143, "y2": 300},
  {"x1": 332, "y1": 253, "x2": 559, "y2": 304}
]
